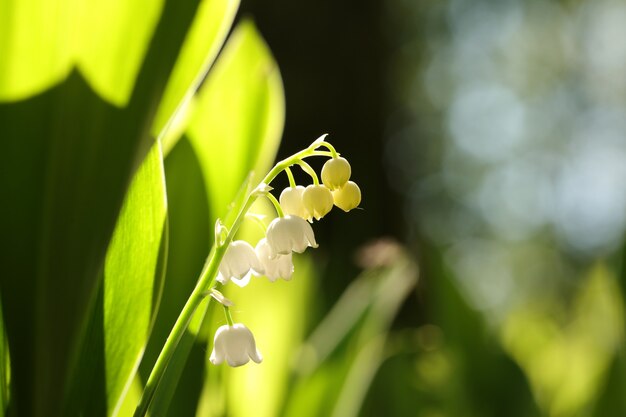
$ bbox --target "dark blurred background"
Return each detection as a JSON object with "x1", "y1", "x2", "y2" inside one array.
[{"x1": 234, "y1": 0, "x2": 626, "y2": 416}]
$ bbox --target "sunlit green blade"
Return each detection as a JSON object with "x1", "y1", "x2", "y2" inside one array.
[
  {"x1": 0, "y1": 0, "x2": 165, "y2": 106},
  {"x1": 0, "y1": 0, "x2": 73, "y2": 101},
  {"x1": 152, "y1": 0, "x2": 240, "y2": 141},
  {"x1": 0, "y1": 0, "x2": 205, "y2": 415},
  {"x1": 63, "y1": 143, "x2": 168, "y2": 416},
  {"x1": 102, "y1": 143, "x2": 168, "y2": 417},
  {"x1": 75, "y1": 0, "x2": 165, "y2": 106},
  {"x1": 138, "y1": 137, "x2": 212, "y2": 415},
  {"x1": 187, "y1": 19, "x2": 285, "y2": 220}
]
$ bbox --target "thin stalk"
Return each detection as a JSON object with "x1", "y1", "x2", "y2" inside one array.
[
  {"x1": 265, "y1": 192, "x2": 284, "y2": 217},
  {"x1": 316, "y1": 141, "x2": 339, "y2": 158},
  {"x1": 285, "y1": 167, "x2": 296, "y2": 188},
  {"x1": 223, "y1": 306, "x2": 234, "y2": 326}
]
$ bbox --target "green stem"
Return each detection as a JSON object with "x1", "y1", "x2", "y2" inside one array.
[
  {"x1": 134, "y1": 196, "x2": 257, "y2": 416},
  {"x1": 223, "y1": 305, "x2": 234, "y2": 326},
  {"x1": 285, "y1": 167, "x2": 296, "y2": 188},
  {"x1": 296, "y1": 160, "x2": 320, "y2": 185},
  {"x1": 266, "y1": 192, "x2": 284, "y2": 217},
  {"x1": 134, "y1": 146, "x2": 321, "y2": 416},
  {"x1": 316, "y1": 141, "x2": 339, "y2": 158}
]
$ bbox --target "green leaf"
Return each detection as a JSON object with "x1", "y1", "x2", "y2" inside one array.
[
  {"x1": 153, "y1": 0, "x2": 240, "y2": 142},
  {"x1": 138, "y1": 137, "x2": 213, "y2": 416},
  {"x1": 0, "y1": 0, "x2": 165, "y2": 106},
  {"x1": 0, "y1": 0, "x2": 207, "y2": 415},
  {"x1": 64, "y1": 143, "x2": 168, "y2": 416},
  {"x1": 187, "y1": 19, "x2": 286, "y2": 220}
]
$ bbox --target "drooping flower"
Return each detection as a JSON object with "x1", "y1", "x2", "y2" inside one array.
[
  {"x1": 332, "y1": 181, "x2": 361, "y2": 212},
  {"x1": 266, "y1": 215, "x2": 318, "y2": 256},
  {"x1": 302, "y1": 184, "x2": 334, "y2": 221},
  {"x1": 279, "y1": 186, "x2": 308, "y2": 218},
  {"x1": 217, "y1": 240, "x2": 264, "y2": 287},
  {"x1": 321, "y1": 157, "x2": 351, "y2": 190},
  {"x1": 209, "y1": 323, "x2": 263, "y2": 367},
  {"x1": 255, "y1": 238, "x2": 294, "y2": 281}
]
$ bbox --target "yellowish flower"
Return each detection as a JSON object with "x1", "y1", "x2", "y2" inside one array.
[
  {"x1": 302, "y1": 184, "x2": 334, "y2": 220},
  {"x1": 321, "y1": 157, "x2": 351, "y2": 190},
  {"x1": 332, "y1": 181, "x2": 361, "y2": 212}
]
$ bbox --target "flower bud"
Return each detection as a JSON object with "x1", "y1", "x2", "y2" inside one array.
[
  {"x1": 321, "y1": 157, "x2": 351, "y2": 190},
  {"x1": 279, "y1": 186, "x2": 307, "y2": 218},
  {"x1": 332, "y1": 181, "x2": 361, "y2": 212},
  {"x1": 302, "y1": 184, "x2": 334, "y2": 221},
  {"x1": 210, "y1": 323, "x2": 263, "y2": 367}
]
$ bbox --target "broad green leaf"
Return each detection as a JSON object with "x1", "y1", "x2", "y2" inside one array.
[
  {"x1": 0, "y1": 0, "x2": 164, "y2": 106},
  {"x1": 138, "y1": 137, "x2": 212, "y2": 416},
  {"x1": 141, "y1": 21, "x2": 285, "y2": 416},
  {"x1": 152, "y1": 0, "x2": 240, "y2": 140},
  {"x1": 102, "y1": 143, "x2": 167, "y2": 416},
  {"x1": 63, "y1": 143, "x2": 168, "y2": 416},
  {"x1": 187, "y1": 19, "x2": 286, "y2": 219},
  {"x1": 0, "y1": 0, "x2": 207, "y2": 415},
  {"x1": 0, "y1": 0, "x2": 74, "y2": 100}
]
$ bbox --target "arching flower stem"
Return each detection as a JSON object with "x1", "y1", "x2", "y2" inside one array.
[
  {"x1": 265, "y1": 192, "x2": 285, "y2": 217},
  {"x1": 135, "y1": 139, "x2": 337, "y2": 416},
  {"x1": 285, "y1": 166, "x2": 297, "y2": 188},
  {"x1": 315, "y1": 141, "x2": 339, "y2": 158}
]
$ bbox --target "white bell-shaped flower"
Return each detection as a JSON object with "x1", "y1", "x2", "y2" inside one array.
[
  {"x1": 209, "y1": 323, "x2": 263, "y2": 367},
  {"x1": 255, "y1": 238, "x2": 294, "y2": 281},
  {"x1": 302, "y1": 184, "x2": 334, "y2": 221},
  {"x1": 279, "y1": 186, "x2": 308, "y2": 218},
  {"x1": 217, "y1": 240, "x2": 264, "y2": 287},
  {"x1": 321, "y1": 156, "x2": 351, "y2": 190},
  {"x1": 266, "y1": 215, "x2": 318, "y2": 256}
]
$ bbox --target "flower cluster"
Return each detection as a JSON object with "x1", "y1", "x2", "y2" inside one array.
[{"x1": 209, "y1": 137, "x2": 361, "y2": 367}]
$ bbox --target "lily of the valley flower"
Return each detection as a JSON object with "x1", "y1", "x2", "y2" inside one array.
[
  {"x1": 279, "y1": 186, "x2": 308, "y2": 218},
  {"x1": 255, "y1": 238, "x2": 294, "y2": 281},
  {"x1": 266, "y1": 215, "x2": 318, "y2": 256},
  {"x1": 209, "y1": 323, "x2": 263, "y2": 367},
  {"x1": 332, "y1": 181, "x2": 361, "y2": 212},
  {"x1": 302, "y1": 184, "x2": 334, "y2": 220},
  {"x1": 321, "y1": 157, "x2": 351, "y2": 190},
  {"x1": 217, "y1": 240, "x2": 264, "y2": 287}
]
